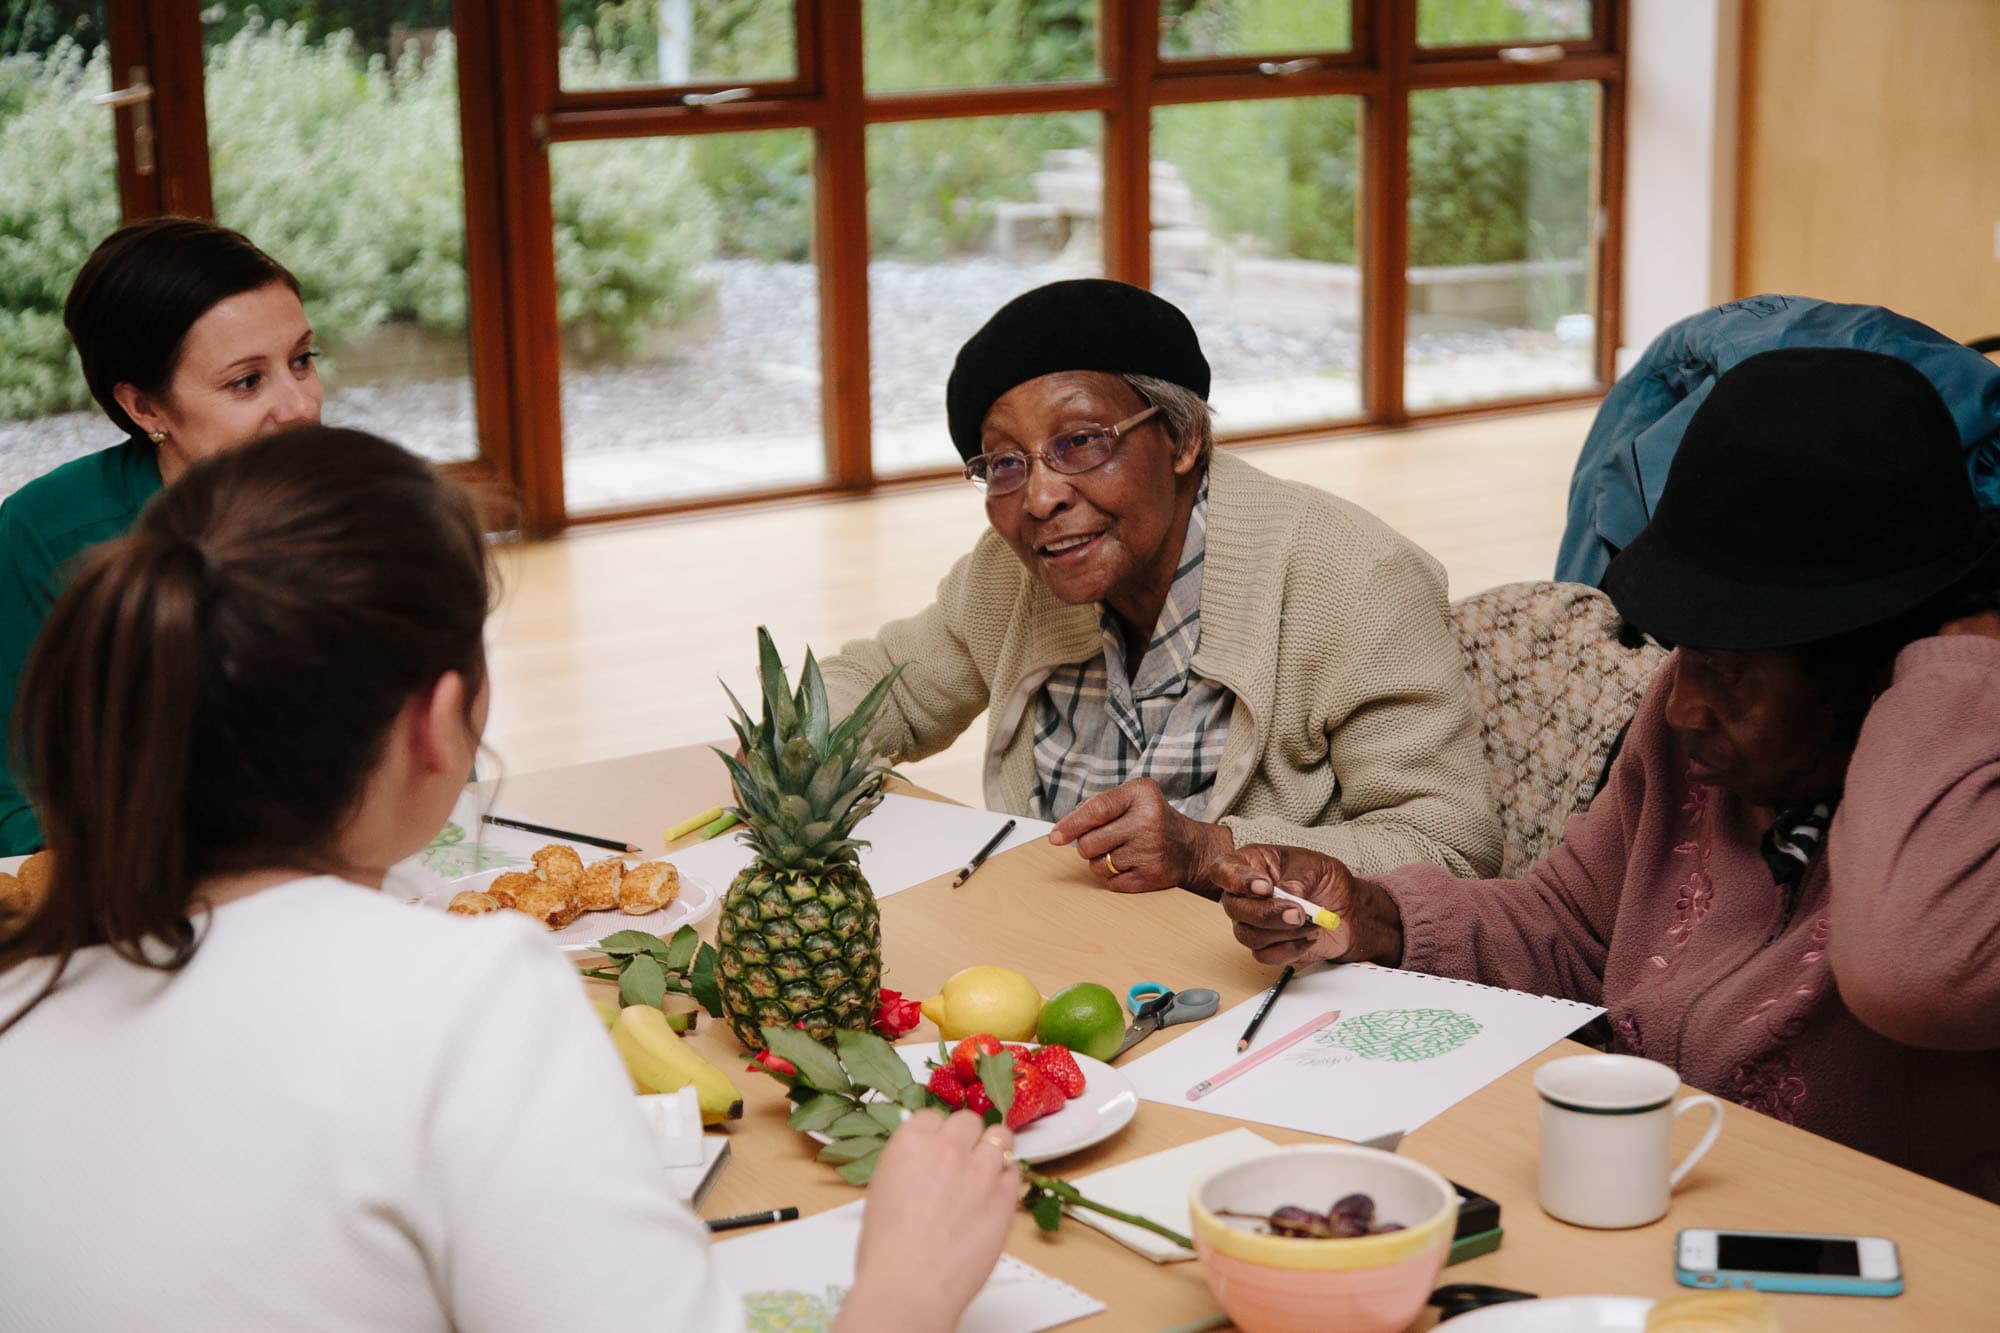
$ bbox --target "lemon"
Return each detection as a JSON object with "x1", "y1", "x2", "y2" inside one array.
[
  {"x1": 1036, "y1": 982, "x2": 1127, "y2": 1061},
  {"x1": 921, "y1": 965, "x2": 1043, "y2": 1041}
]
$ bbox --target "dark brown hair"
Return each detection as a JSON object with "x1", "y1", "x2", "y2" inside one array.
[
  {"x1": 64, "y1": 218, "x2": 304, "y2": 439},
  {"x1": 1, "y1": 427, "x2": 490, "y2": 1033}
]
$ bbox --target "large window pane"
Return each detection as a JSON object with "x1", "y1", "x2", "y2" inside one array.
[
  {"x1": 863, "y1": 0, "x2": 1096, "y2": 94},
  {"x1": 559, "y1": 2, "x2": 797, "y2": 91},
  {"x1": 555, "y1": 129, "x2": 823, "y2": 509},
  {"x1": 1153, "y1": 96, "x2": 1364, "y2": 431},
  {"x1": 202, "y1": 5, "x2": 479, "y2": 465},
  {"x1": 1404, "y1": 81, "x2": 1599, "y2": 410},
  {"x1": 1160, "y1": 0, "x2": 1351, "y2": 60},
  {"x1": 868, "y1": 112, "x2": 1100, "y2": 476},
  {"x1": 0, "y1": 5, "x2": 118, "y2": 504},
  {"x1": 1417, "y1": 0, "x2": 1593, "y2": 48}
]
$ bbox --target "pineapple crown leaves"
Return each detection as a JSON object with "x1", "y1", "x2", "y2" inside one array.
[{"x1": 713, "y1": 627, "x2": 905, "y2": 872}]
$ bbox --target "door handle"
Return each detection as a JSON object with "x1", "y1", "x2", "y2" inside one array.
[
  {"x1": 92, "y1": 65, "x2": 155, "y2": 174},
  {"x1": 682, "y1": 86, "x2": 753, "y2": 108}
]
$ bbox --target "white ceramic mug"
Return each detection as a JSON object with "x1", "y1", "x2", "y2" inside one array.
[{"x1": 1534, "y1": 1053, "x2": 1724, "y2": 1229}]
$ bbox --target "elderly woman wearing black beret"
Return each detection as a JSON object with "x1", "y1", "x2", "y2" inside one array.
[{"x1": 821, "y1": 280, "x2": 1501, "y2": 893}]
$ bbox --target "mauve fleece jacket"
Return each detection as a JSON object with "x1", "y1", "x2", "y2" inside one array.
[{"x1": 1380, "y1": 637, "x2": 2000, "y2": 1200}]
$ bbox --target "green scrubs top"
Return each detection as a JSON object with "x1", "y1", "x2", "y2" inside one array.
[{"x1": 0, "y1": 439, "x2": 164, "y2": 855}]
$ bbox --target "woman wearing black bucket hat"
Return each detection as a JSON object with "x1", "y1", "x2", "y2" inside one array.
[
  {"x1": 820, "y1": 279, "x2": 1501, "y2": 894},
  {"x1": 1217, "y1": 348, "x2": 2000, "y2": 1199}
]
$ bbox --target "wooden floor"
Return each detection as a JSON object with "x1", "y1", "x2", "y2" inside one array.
[{"x1": 482, "y1": 405, "x2": 1591, "y2": 810}]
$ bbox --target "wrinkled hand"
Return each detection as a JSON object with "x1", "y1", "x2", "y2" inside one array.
[
  {"x1": 842, "y1": 1112, "x2": 1018, "y2": 1333},
  {"x1": 1215, "y1": 843, "x2": 1404, "y2": 967},
  {"x1": 1048, "y1": 777, "x2": 1235, "y2": 893}
]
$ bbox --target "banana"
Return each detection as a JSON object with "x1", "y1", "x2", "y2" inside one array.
[{"x1": 611, "y1": 1005, "x2": 743, "y2": 1124}]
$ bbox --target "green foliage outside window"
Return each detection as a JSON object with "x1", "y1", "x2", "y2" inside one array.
[{"x1": 0, "y1": 0, "x2": 1597, "y2": 421}]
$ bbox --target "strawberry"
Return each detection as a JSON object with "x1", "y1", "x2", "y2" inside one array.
[
  {"x1": 1031, "y1": 1045, "x2": 1088, "y2": 1099},
  {"x1": 926, "y1": 1064, "x2": 967, "y2": 1109},
  {"x1": 1006, "y1": 1061, "x2": 1067, "y2": 1129},
  {"x1": 950, "y1": 1034, "x2": 1004, "y2": 1085},
  {"x1": 965, "y1": 1080, "x2": 994, "y2": 1115}
]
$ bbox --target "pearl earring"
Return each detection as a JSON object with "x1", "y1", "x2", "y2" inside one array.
[{"x1": 148, "y1": 430, "x2": 166, "y2": 445}]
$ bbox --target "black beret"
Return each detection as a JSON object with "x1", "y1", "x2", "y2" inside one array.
[{"x1": 944, "y1": 279, "x2": 1211, "y2": 460}]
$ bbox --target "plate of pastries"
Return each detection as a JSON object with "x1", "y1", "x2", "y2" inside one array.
[{"x1": 428, "y1": 844, "x2": 717, "y2": 951}]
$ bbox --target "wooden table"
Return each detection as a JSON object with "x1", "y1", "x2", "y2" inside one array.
[{"x1": 486, "y1": 746, "x2": 2000, "y2": 1331}]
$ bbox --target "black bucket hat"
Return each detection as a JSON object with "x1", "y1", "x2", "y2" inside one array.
[
  {"x1": 1603, "y1": 347, "x2": 2000, "y2": 650},
  {"x1": 944, "y1": 278, "x2": 1210, "y2": 461}
]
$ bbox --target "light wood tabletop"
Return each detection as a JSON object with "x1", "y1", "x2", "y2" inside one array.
[{"x1": 484, "y1": 745, "x2": 2000, "y2": 1331}]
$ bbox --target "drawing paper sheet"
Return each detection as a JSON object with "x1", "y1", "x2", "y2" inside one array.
[
  {"x1": 397, "y1": 791, "x2": 621, "y2": 883},
  {"x1": 714, "y1": 1200, "x2": 1103, "y2": 1333},
  {"x1": 1122, "y1": 963, "x2": 1602, "y2": 1143},
  {"x1": 666, "y1": 792, "x2": 1054, "y2": 900},
  {"x1": 1063, "y1": 1128, "x2": 1280, "y2": 1262}
]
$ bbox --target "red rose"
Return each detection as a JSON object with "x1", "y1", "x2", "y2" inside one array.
[
  {"x1": 747, "y1": 1049, "x2": 797, "y2": 1078},
  {"x1": 872, "y1": 988, "x2": 923, "y2": 1038}
]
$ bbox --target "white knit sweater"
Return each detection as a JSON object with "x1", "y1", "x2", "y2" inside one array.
[{"x1": 823, "y1": 450, "x2": 1502, "y2": 878}]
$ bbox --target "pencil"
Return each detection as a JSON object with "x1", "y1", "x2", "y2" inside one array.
[
  {"x1": 1187, "y1": 1009, "x2": 1340, "y2": 1101},
  {"x1": 1235, "y1": 965, "x2": 1295, "y2": 1052},
  {"x1": 950, "y1": 818, "x2": 1017, "y2": 888},
  {"x1": 706, "y1": 1206, "x2": 800, "y2": 1233},
  {"x1": 480, "y1": 813, "x2": 639, "y2": 855}
]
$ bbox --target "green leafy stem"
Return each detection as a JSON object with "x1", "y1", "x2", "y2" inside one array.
[
  {"x1": 755, "y1": 1024, "x2": 1195, "y2": 1252},
  {"x1": 578, "y1": 925, "x2": 724, "y2": 1016}
]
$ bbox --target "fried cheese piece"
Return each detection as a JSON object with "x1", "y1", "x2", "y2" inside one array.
[
  {"x1": 0, "y1": 850, "x2": 53, "y2": 939},
  {"x1": 514, "y1": 882, "x2": 581, "y2": 930},
  {"x1": 572, "y1": 857, "x2": 625, "y2": 913},
  {"x1": 531, "y1": 845, "x2": 584, "y2": 892},
  {"x1": 447, "y1": 891, "x2": 502, "y2": 916},
  {"x1": 487, "y1": 871, "x2": 541, "y2": 910},
  {"x1": 618, "y1": 860, "x2": 680, "y2": 915}
]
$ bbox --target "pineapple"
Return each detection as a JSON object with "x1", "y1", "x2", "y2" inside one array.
[{"x1": 715, "y1": 627, "x2": 903, "y2": 1049}]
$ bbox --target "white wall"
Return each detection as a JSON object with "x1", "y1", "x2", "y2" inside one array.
[{"x1": 1617, "y1": 0, "x2": 1741, "y2": 373}]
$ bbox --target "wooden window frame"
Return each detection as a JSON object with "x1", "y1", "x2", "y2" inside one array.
[{"x1": 479, "y1": 0, "x2": 1627, "y2": 534}]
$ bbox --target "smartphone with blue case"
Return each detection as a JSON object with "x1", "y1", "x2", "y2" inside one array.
[{"x1": 1675, "y1": 1228, "x2": 1903, "y2": 1297}]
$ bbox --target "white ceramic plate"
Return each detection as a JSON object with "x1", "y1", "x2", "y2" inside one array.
[
  {"x1": 421, "y1": 864, "x2": 719, "y2": 953},
  {"x1": 808, "y1": 1042, "x2": 1138, "y2": 1165},
  {"x1": 1445, "y1": 1295, "x2": 1655, "y2": 1331}
]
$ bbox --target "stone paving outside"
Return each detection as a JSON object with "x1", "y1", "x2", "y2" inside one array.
[{"x1": 0, "y1": 256, "x2": 1595, "y2": 507}]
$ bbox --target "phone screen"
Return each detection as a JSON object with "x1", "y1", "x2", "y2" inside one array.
[{"x1": 1716, "y1": 1233, "x2": 1861, "y2": 1275}]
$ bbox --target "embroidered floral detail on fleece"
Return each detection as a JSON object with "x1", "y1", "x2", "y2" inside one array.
[
  {"x1": 1730, "y1": 1050, "x2": 1808, "y2": 1123},
  {"x1": 1668, "y1": 868, "x2": 1715, "y2": 946},
  {"x1": 1742, "y1": 917, "x2": 1833, "y2": 1043}
]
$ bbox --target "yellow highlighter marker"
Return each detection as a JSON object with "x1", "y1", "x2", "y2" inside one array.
[
  {"x1": 1268, "y1": 882, "x2": 1342, "y2": 933},
  {"x1": 664, "y1": 806, "x2": 724, "y2": 844}
]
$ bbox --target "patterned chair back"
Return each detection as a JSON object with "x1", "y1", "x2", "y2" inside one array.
[{"x1": 1451, "y1": 582, "x2": 1667, "y2": 878}]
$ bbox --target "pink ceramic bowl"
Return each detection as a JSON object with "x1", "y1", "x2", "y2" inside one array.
[{"x1": 1189, "y1": 1145, "x2": 1457, "y2": 1333}]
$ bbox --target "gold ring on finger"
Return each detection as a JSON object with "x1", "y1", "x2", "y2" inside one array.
[{"x1": 1103, "y1": 853, "x2": 1118, "y2": 876}]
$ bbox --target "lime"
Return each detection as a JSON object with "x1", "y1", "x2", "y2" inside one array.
[
  {"x1": 1036, "y1": 982, "x2": 1127, "y2": 1061},
  {"x1": 922, "y1": 965, "x2": 1043, "y2": 1041}
]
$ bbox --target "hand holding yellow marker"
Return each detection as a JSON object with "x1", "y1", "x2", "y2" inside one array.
[{"x1": 1266, "y1": 881, "x2": 1342, "y2": 933}]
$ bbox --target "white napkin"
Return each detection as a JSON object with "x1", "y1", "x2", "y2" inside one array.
[{"x1": 1062, "y1": 1128, "x2": 1280, "y2": 1262}]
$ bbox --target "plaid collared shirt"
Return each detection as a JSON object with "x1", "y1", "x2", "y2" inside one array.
[{"x1": 1030, "y1": 481, "x2": 1235, "y2": 821}]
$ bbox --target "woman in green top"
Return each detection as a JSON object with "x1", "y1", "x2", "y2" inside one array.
[{"x1": 0, "y1": 219, "x2": 322, "y2": 854}]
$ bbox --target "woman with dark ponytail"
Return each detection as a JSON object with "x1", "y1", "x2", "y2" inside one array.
[
  {"x1": 0, "y1": 217, "x2": 323, "y2": 855},
  {"x1": 0, "y1": 428, "x2": 1019, "y2": 1332}
]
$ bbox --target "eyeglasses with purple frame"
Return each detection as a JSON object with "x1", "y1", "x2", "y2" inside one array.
[{"x1": 962, "y1": 405, "x2": 1162, "y2": 497}]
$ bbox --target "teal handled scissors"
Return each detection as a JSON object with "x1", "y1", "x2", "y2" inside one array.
[{"x1": 1110, "y1": 981, "x2": 1221, "y2": 1061}]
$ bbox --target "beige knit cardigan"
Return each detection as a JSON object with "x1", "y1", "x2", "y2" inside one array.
[{"x1": 821, "y1": 450, "x2": 1502, "y2": 878}]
